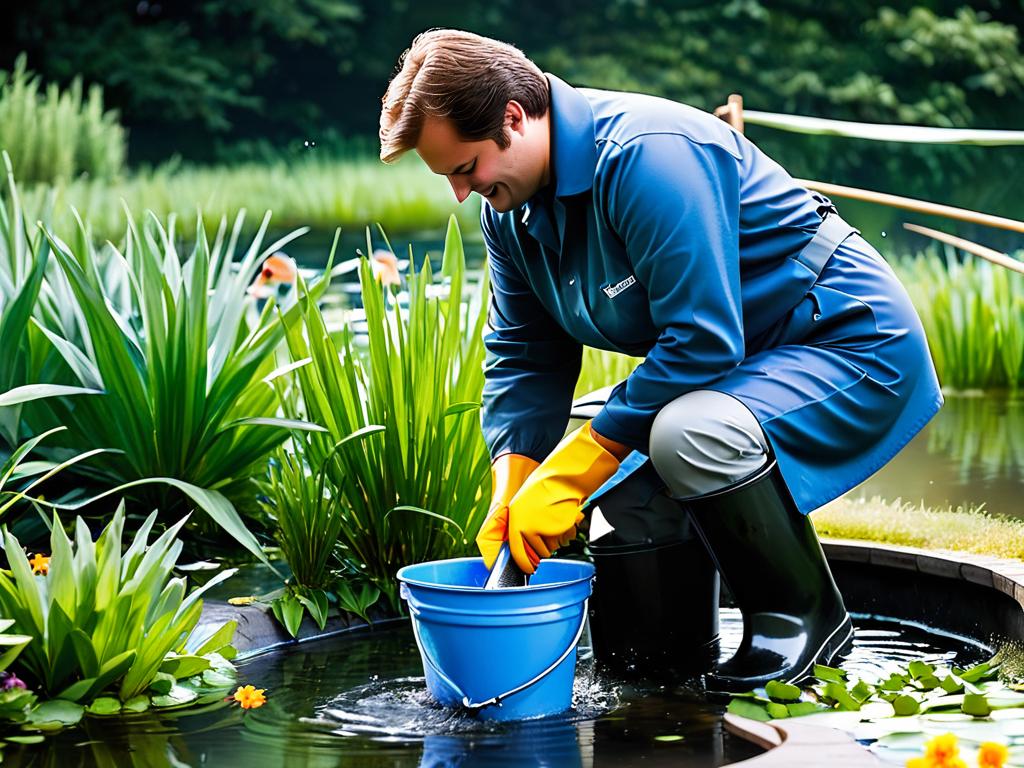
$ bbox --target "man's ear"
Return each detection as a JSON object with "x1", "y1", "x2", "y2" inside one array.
[{"x1": 505, "y1": 100, "x2": 527, "y2": 134}]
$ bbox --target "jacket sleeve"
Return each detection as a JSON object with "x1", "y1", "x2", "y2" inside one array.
[
  {"x1": 591, "y1": 134, "x2": 745, "y2": 452},
  {"x1": 480, "y1": 206, "x2": 583, "y2": 462}
]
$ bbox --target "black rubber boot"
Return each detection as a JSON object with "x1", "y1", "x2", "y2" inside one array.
[
  {"x1": 682, "y1": 460, "x2": 853, "y2": 693},
  {"x1": 586, "y1": 461, "x2": 720, "y2": 677}
]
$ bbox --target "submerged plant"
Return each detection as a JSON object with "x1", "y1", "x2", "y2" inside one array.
[
  {"x1": 279, "y1": 217, "x2": 491, "y2": 608},
  {"x1": 0, "y1": 502, "x2": 238, "y2": 711},
  {"x1": 26, "y1": 208, "x2": 330, "y2": 559}
]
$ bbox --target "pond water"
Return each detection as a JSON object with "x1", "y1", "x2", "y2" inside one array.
[
  {"x1": 850, "y1": 393, "x2": 1023, "y2": 517},
  {"x1": 2, "y1": 611, "x2": 986, "y2": 767}
]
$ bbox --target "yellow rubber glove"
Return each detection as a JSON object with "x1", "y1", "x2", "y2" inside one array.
[
  {"x1": 475, "y1": 453, "x2": 540, "y2": 569},
  {"x1": 503, "y1": 422, "x2": 623, "y2": 574}
]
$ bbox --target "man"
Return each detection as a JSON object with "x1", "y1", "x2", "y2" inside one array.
[{"x1": 379, "y1": 30, "x2": 942, "y2": 691}]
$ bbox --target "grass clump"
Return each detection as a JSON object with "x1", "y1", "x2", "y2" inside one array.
[
  {"x1": 574, "y1": 347, "x2": 642, "y2": 398},
  {"x1": 0, "y1": 55, "x2": 125, "y2": 185},
  {"x1": 813, "y1": 496, "x2": 1024, "y2": 561},
  {"x1": 16, "y1": 154, "x2": 479, "y2": 246}
]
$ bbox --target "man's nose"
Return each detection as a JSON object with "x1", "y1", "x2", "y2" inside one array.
[{"x1": 448, "y1": 175, "x2": 472, "y2": 203}]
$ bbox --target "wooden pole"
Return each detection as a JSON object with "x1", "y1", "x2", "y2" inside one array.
[
  {"x1": 714, "y1": 94, "x2": 745, "y2": 133},
  {"x1": 798, "y1": 179, "x2": 1024, "y2": 235},
  {"x1": 902, "y1": 223, "x2": 1024, "y2": 275}
]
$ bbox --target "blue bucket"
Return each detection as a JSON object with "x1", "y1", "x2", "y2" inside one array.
[{"x1": 397, "y1": 557, "x2": 595, "y2": 721}]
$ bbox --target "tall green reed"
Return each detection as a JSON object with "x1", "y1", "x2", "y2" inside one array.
[
  {"x1": 279, "y1": 217, "x2": 490, "y2": 608},
  {"x1": 894, "y1": 249, "x2": 1024, "y2": 391},
  {"x1": 0, "y1": 55, "x2": 125, "y2": 185}
]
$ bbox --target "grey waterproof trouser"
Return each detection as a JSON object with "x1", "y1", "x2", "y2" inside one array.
[{"x1": 569, "y1": 388, "x2": 770, "y2": 543}]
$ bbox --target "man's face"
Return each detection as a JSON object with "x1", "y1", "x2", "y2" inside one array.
[{"x1": 414, "y1": 103, "x2": 548, "y2": 213}]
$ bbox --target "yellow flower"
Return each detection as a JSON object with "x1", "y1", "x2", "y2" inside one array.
[
  {"x1": 978, "y1": 742, "x2": 1009, "y2": 768},
  {"x1": 232, "y1": 684, "x2": 267, "y2": 709},
  {"x1": 29, "y1": 553, "x2": 50, "y2": 576},
  {"x1": 926, "y1": 733, "x2": 960, "y2": 763},
  {"x1": 906, "y1": 734, "x2": 965, "y2": 768}
]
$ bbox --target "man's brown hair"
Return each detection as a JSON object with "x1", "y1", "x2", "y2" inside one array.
[{"x1": 379, "y1": 29, "x2": 549, "y2": 164}]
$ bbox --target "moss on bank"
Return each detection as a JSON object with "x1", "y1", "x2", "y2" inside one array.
[{"x1": 813, "y1": 496, "x2": 1024, "y2": 561}]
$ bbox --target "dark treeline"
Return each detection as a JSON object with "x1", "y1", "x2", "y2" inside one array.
[{"x1": 4, "y1": 1, "x2": 1024, "y2": 211}]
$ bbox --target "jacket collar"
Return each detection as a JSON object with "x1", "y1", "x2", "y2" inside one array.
[{"x1": 546, "y1": 73, "x2": 597, "y2": 199}]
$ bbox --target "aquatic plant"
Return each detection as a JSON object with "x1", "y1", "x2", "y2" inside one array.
[
  {"x1": 0, "y1": 503, "x2": 238, "y2": 712},
  {"x1": 728, "y1": 656, "x2": 1024, "y2": 766},
  {"x1": 893, "y1": 250, "x2": 1024, "y2": 391},
  {"x1": 256, "y1": 438, "x2": 383, "y2": 635},
  {"x1": 26, "y1": 207, "x2": 330, "y2": 559},
  {"x1": 278, "y1": 217, "x2": 491, "y2": 608},
  {"x1": 0, "y1": 55, "x2": 125, "y2": 185},
  {"x1": 0, "y1": 155, "x2": 102, "y2": 448}
]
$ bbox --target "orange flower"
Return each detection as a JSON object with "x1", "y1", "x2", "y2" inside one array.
[
  {"x1": 29, "y1": 553, "x2": 49, "y2": 576},
  {"x1": 978, "y1": 742, "x2": 1009, "y2": 768},
  {"x1": 232, "y1": 684, "x2": 267, "y2": 709}
]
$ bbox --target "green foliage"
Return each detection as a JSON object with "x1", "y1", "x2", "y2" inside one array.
[
  {"x1": 0, "y1": 620, "x2": 31, "y2": 674},
  {"x1": 0, "y1": 503, "x2": 237, "y2": 704},
  {"x1": 894, "y1": 251, "x2": 1024, "y2": 390},
  {"x1": 258, "y1": 446, "x2": 343, "y2": 592},
  {"x1": 532, "y1": 1, "x2": 1024, "y2": 204},
  {"x1": 574, "y1": 347, "x2": 642, "y2": 399},
  {"x1": 15, "y1": 154, "x2": 475, "y2": 246},
  {"x1": 279, "y1": 217, "x2": 491, "y2": 608},
  {"x1": 5, "y1": 2, "x2": 361, "y2": 135},
  {"x1": 0, "y1": 155, "x2": 103, "y2": 447},
  {"x1": 26, "y1": 207, "x2": 331, "y2": 558},
  {"x1": 0, "y1": 55, "x2": 125, "y2": 185}
]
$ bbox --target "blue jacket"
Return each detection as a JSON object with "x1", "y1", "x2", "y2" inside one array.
[{"x1": 481, "y1": 75, "x2": 942, "y2": 512}]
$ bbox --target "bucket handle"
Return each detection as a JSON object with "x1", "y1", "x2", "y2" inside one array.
[{"x1": 409, "y1": 599, "x2": 589, "y2": 713}]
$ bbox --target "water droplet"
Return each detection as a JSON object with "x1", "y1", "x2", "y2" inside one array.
[{"x1": 881, "y1": 231, "x2": 887, "y2": 238}]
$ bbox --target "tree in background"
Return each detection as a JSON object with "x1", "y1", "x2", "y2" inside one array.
[
  {"x1": 1, "y1": 0, "x2": 362, "y2": 160},
  {"x1": 2, "y1": 0, "x2": 1022, "y2": 212}
]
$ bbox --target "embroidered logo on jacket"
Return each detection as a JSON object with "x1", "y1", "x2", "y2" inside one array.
[{"x1": 602, "y1": 275, "x2": 636, "y2": 299}]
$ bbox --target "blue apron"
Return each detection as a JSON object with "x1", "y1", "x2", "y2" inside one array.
[{"x1": 481, "y1": 75, "x2": 942, "y2": 513}]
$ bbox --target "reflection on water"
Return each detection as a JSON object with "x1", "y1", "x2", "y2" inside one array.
[
  {"x1": 1, "y1": 614, "x2": 986, "y2": 768},
  {"x1": 850, "y1": 393, "x2": 1023, "y2": 516}
]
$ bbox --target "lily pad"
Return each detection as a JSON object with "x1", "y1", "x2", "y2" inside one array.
[
  {"x1": 122, "y1": 696, "x2": 150, "y2": 714},
  {"x1": 85, "y1": 697, "x2": 121, "y2": 716},
  {"x1": 765, "y1": 680, "x2": 801, "y2": 702},
  {"x1": 727, "y1": 698, "x2": 771, "y2": 722},
  {"x1": 892, "y1": 695, "x2": 920, "y2": 716},
  {"x1": 962, "y1": 693, "x2": 992, "y2": 718},
  {"x1": 150, "y1": 684, "x2": 199, "y2": 709},
  {"x1": 27, "y1": 699, "x2": 84, "y2": 727}
]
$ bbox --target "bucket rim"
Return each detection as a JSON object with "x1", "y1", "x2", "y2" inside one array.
[{"x1": 396, "y1": 557, "x2": 594, "y2": 593}]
